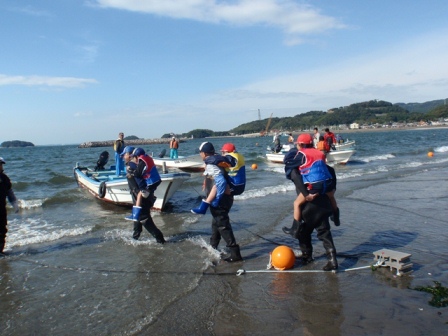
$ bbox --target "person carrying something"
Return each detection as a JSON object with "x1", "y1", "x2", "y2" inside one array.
[
  {"x1": 121, "y1": 146, "x2": 165, "y2": 243},
  {"x1": 169, "y1": 137, "x2": 179, "y2": 159},
  {"x1": 191, "y1": 142, "x2": 243, "y2": 262},
  {"x1": 114, "y1": 132, "x2": 125, "y2": 176},
  {"x1": 125, "y1": 147, "x2": 161, "y2": 221},
  {"x1": 191, "y1": 142, "x2": 246, "y2": 214},
  {"x1": 0, "y1": 157, "x2": 19, "y2": 256},
  {"x1": 282, "y1": 133, "x2": 340, "y2": 236}
]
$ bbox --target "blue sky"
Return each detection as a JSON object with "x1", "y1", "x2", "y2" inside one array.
[{"x1": 1, "y1": 0, "x2": 448, "y2": 145}]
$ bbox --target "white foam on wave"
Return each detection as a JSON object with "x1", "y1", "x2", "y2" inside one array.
[
  {"x1": 187, "y1": 236, "x2": 222, "y2": 267},
  {"x1": 105, "y1": 229, "x2": 164, "y2": 247},
  {"x1": 434, "y1": 145, "x2": 448, "y2": 153},
  {"x1": 263, "y1": 166, "x2": 284, "y2": 174},
  {"x1": 6, "y1": 217, "x2": 93, "y2": 248},
  {"x1": 7, "y1": 198, "x2": 45, "y2": 210},
  {"x1": 357, "y1": 153, "x2": 395, "y2": 163},
  {"x1": 235, "y1": 182, "x2": 294, "y2": 200}
]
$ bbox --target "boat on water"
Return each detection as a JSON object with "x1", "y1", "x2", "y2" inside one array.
[
  {"x1": 73, "y1": 164, "x2": 191, "y2": 211},
  {"x1": 266, "y1": 146, "x2": 356, "y2": 164},
  {"x1": 151, "y1": 154, "x2": 204, "y2": 173},
  {"x1": 334, "y1": 139, "x2": 356, "y2": 150}
]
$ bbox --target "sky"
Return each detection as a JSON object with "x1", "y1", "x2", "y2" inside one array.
[{"x1": 1, "y1": 0, "x2": 448, "y2": 145}]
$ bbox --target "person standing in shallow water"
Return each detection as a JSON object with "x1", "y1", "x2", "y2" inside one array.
[
  {"x1": 114, "y1": 132, "x2": 125, "y2": 176},
  {"x1": 0, "y1": 157, "x2": 19, "y2": 256},
  {"x1": 192, "y1": 142, "x2": 243, "y2": 262},
  {"x1": 121, "y1": 146, "x2": 166, "y2": 244}
]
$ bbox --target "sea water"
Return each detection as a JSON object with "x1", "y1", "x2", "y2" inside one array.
[{"x1": 0, "y1": 128, "x2": 447, "y2": 335}]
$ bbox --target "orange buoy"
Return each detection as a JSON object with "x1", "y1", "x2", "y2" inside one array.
[
  {"x1": 251, "y1": 163, "x2": 258, "y2": 170},
  {"x1": 271, "y1": 245, "x2": 295, "y2": 270},
  {"x1": 428, "y1": 151, "x2": 434, "y2": 157}
]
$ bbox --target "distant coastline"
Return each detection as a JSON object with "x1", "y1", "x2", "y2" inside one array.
[{"x1": 78, "y1": 138, "x2": 185, "y2": 148}]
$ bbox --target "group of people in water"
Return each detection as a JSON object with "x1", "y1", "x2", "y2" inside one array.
[
  {"x1": 109, "y1": 129, "x2": 340, "y2": 271},
  {"x1": 1, "y1": 129, "x2": 340, "y2": 271}
]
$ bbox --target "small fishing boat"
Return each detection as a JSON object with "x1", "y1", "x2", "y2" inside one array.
[
  {"x1": 73, "y1": 164, "x2": 191, "y2": 210},
  {"x1": 151, "y1": 154, "x2": 204, "y2": 173},
  {"x1": 266, "y1": 148, "x2": 355, "y2": 165},
  {"x1": 334, "y1": 139, "x2": 356, "y2": 150}
]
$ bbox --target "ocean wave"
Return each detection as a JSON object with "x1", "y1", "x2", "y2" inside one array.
[
  {"x1": 434, "y1": 145, "x2": 448, "y2": 153},
  {"x1": 13, "y1": 198, "x2": 46, "y2": 210},
  {"x1": 43, "y1": 191, "x2": 83, "y2": 206},
  {"x1": 6, "y1": 218, "x2": 93, "y2": 248},
  {"x1": 357, "y1": 153, "x2": 395, "y2": 163},
  {"x1": 236, "y1": 182, "x2": 293, "y2": 200}
]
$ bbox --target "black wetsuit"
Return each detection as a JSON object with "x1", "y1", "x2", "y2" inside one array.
[
  {"x1": 290, "y1": 168, "x2": 337, "y2": 258},
  {"x1": 126, "y1": 161, "x2": 165, "y2": 243},
  {"x1": 0, "y1": 171, "x2": 12, "y2": 253}
]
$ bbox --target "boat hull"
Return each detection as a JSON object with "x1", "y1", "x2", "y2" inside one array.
[
  {"x1": 266, "y1": 148, "x2": 355, "y2": 165},
  {"x1": 152, "y1": 154, "x2": 204, "y2": 173},
  {"x1": 334, "y1": 140, "x2": 356, "y2": 150},
  {"x1": 74, "y1": 165, "x2": 190, "y2": 211}
]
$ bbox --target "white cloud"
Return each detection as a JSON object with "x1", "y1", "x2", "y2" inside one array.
[
  {"x1": 218, "y1": 29, "x2": 448, "y2": 107},
  {"x1": 94, "y1": 0, "x2": 345, "y2": 44},
  {"x1": 0, "y1": 74, "x2": 98, "y2": 88}
]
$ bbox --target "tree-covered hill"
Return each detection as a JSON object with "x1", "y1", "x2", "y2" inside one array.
[
  {"x1": 395, "y1": 99, "x2": 446, "y2": 113},
  {"x1": 174, "y1": 99, "x2": 448, "y2": 138},
  {"x1": 228, "y1": 99, "x2": 448, "y2": 135}
]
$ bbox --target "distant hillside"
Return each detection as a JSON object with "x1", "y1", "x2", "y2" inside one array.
[
  {"x1": 227, "y1": 99, "x2": 448, "y2": 135},
  {"x1": 395, "y1": 99, "x2": 446, "y2": 113}
]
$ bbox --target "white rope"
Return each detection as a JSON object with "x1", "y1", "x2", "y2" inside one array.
[{"x1": 236, "y1": 265, "x2": 372, "y2": 276}]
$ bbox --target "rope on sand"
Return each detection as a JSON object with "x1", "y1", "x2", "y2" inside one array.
[{"x1": 236, "y1": 265, "x2": 372, "y2": 276}]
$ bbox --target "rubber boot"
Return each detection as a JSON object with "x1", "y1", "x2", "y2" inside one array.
[
  {"x1": 330, "y1": 207, "x2": 341, "y2": 226},
  {"x1": 191, "y1": 200, "x2": 210, "y2": 214},
  {"x1": 323, "y1": 249, "x2": 338, "y2": 271},
  {"x1": 223, "y1": 245, "x2": 243, "y2": 262},
  {"x1": 125, "y1": 206, "x2": 141, "y2": 221},
  {"x1": 299, "y1": 243, "x2": 313, "y2": 265},
  {"x1": 282, "y1": 219, "x2": 300, "y2": 237}
]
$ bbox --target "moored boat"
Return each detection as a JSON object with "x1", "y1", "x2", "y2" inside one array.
[
  {"x1": 266, "y1": 148, "x2": 355, "y2": 165},
  {"x1": 73, "y1": 164, "x2": 191, "y2": 210},
  {"x1": 334, "y1": 139, "x2": 356, "y2": 150},
  {"x1": 151, "y1": 154, "x2": 204, "y2": 173}
]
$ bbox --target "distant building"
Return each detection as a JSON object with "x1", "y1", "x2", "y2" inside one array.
[{"x1": 349, "y1": 123, "x2": 359, "y2": 129}]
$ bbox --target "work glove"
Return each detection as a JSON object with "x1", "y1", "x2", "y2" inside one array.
[{"x1": 12, "y1": 201, "x2": 19, "y2": 213}]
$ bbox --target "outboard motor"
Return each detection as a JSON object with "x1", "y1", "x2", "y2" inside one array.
[{"x1": 95, "y1": 151, "x2": 109, "y2": 171}]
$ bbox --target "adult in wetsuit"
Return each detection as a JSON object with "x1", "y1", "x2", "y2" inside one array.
[
  {"x1": 122, "y1": 146, "x2": 165, "y2": 244},
  {"x1": 0, "y1": 157, "x2": 19, "y2": 255},
  {"x1": 290, "y1": 167, "x2": 338, "y2": 271},
  {"x1": 197, "y1": 141, "x2": 242, "y2": 262}
]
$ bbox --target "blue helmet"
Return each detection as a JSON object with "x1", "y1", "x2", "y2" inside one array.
[
  {"x1": 132, "y1": 147, "x2": 145, "y2": 157},
  {"x1": 120, "y1": 146, "x2": 135, "y2": 156}
]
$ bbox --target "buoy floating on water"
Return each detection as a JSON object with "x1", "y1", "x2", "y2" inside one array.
[
  {"x1": 270, "y1": 245, "x2": 295, "y2": 270},
  {"x1": 251, "y1": 163, "x2": 258, "y2": 170},
  {"x1": 427, "y1": 151, "x2": 434, "y2": 157}
]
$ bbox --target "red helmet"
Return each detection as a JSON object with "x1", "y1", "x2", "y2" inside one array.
[
  {"x1": 296, "y1": 133, "x2": 313, "y2": 145},
  {"x1": 221, "y1": 143, "x2": 235, "y2": 152}
]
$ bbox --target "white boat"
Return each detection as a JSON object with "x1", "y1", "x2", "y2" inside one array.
[
  {"x1": 152, "y1": 154, "x2": 204, "y2": 173},
  {"x1": 334, "y1": 140, "x2": 356, "y2": 150},
  {"x1": 266, "y1": 148, "x2": 355, "y2": 165},
  {"x1": 74, "y1": 164, "x2": 191, "y2": 211}
]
